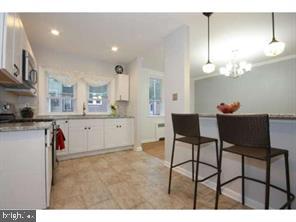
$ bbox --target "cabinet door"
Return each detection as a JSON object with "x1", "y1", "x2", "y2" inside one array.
[
  {"x1": 56, "y1": 120, "x2": 69, "y2": 155},
  {"x1": 104, "y1": 119, "x2": 122, "y2": 148},
  {"x1": 115, "y1": 74, "x2": 129, "y2": 101},
  {"x1": 104, "y1": 119, "x2": 133, "y2": 148},
  {"x1": 68, "y1": 120, "x2": 88, "y2": 154},
  {"x1": 12, "y1": 14, "x2": 22, "y2": 83},
  {"x1": 118, "y1": 119, "x2": 134, "y2": 146},
  {"x1": 2, "y1": 13, "x2": 15, "y2": 75},
  {"x1": 86, "y1": 119, "x2": 104, "y2": 151}
]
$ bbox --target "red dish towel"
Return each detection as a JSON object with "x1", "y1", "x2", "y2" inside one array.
[{"x1": 56, "y1": 128, "x2": 66, "y2": 150}]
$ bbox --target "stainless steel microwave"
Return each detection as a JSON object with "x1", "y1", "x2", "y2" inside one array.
[{"x1": 22, "y1": 49, "x2": 37, "y2": 88}]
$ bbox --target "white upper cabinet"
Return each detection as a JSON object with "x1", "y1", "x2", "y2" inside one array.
[
  {"x1": 115, "y1": 74, "x2": 129, "y2": 101},
  {"x1": 0, "y1": 13, "x2": 17, "y2": 82},
  {"x1": 13, "y1": 14, "x2": 23, "y2": 83},
  {"x1": 0, "y1": 13, "x2": 35, "y2": 85}
]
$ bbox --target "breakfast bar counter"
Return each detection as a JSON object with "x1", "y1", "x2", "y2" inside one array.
[
  {"x1": 193, "y1": 115, "x2": 296, "y2": 209},
  {"x1": 199, "y1": 113, "x2": 296, "y2": 120}
]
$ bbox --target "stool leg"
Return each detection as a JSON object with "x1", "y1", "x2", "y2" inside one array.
[
  {"x1": 214, "y1": 140, "x2": 221, "y2": 194},
  {"x1": 284, "y1": 153, "x2": 291, "y2": 209},
  {"x1": 265, "y1": 157, "x2": 271, "y2": 209},
  {"x1": 242, "y1": 155, "x2": 245, "y2": 205},
  {"x1": 192, "y1": 144, "x2": 195, "y2": 181},
  {"x1": 193, "y1": 144, "x2": 201, "y2": 209},
  {"x1": 168, "y1": 138, "x2": 176, "y2": 194},
  {"x1": 215, "y1": 142, "x2": 223, "y2": 209}
]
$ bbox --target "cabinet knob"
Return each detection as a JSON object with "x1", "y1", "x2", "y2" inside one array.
[
  {"x1": 84, "y1": 127, "x2": 87, "y2": 130},
  {"x1": 88, "y1": 127, "x2": 91, "y2": 130},
  {"x1": 65, "y1": 121, "x2": 68, "y2": 123}
]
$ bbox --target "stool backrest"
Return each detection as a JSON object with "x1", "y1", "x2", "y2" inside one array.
[
  {"x1": 216, "y1": 114, "x2": 270, "y2": 148},
  {"x1": 172, "y1": 113, "x2": 200, "y2": 137}
]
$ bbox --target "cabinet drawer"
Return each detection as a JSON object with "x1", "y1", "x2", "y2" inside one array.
[
  {"x1": 85, "y1": 119, "x2": 104, "y2": 127},
  {"x1": 69, "y1": 119, "x2": 88, "y2": 128}
]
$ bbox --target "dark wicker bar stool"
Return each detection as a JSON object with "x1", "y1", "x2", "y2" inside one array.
[
  {"x1": 215, "y1": 114, "x2": 295, "y2": 209},
  {"x1": 168, "y1": 113, "x2": 220, "y2": 209}
]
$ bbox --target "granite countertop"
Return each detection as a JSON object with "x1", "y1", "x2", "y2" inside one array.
[
  {"x1": 0, "y1": 122, "x2": 53, "y2": 132},
  {"x1": 36, "y1": 115, "x2": 134, "y2": 120},
  {"x1": 199, "y1": 113, "x2": 296, "y2": 120}
]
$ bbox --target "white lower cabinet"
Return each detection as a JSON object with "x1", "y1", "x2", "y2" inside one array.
[
  {"x1": 63, "y1": 118, "x2": 134, "y2": 156},
  {"x1": 86, "y1": 119, "x2": 104, "y2": 151},
  {"x1": 68, "y1": 120, "x2": 88, "y2": 154},
  {"x1": 0, "y1": 130, "x2": 48, "y2": 209},
  {"x1": 68, "y1": 119, "x2": 105, "y2": 154},
  {"x1": 104, "y1": 118, "x2": 134, "y2": 148}
]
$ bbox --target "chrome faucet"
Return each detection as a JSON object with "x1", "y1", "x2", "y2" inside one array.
[{"x1": 82, "y1": 102, "x2": 86, "y2": 116}]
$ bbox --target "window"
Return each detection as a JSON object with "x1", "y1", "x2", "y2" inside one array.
[
  {"x1": 48, "y1": 77, "x2": 76, "y2": 112},
  {"x1": 88, "y1": 84, "x2": 109, "y2": 113},
  {"x1": 149, "y1": 78, "x2": 162, "y2": 116}
]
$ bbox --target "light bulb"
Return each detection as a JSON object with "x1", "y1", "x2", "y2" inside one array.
[
  {"x1": 264, "y1": 40, "x2": 285, "y2": 57},
  {"x1": 219, "y1": 67, "x2": 227, "y2": 75},
  {"x1": 202, "y1": 62, "x2": 215, "y2": 74},
  {"x1": 245, "y1": 63, "x2": 252, "y2": 71},
  {"x1": 51, "y1": 29, "x2": 60, "y2": 36}
]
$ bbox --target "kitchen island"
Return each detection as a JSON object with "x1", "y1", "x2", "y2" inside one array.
[{"x1": 0, "y1": 121, "x2": 53, "y2": 209}]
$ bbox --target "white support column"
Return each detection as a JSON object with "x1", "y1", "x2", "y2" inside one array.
[
  {"x1": 127, "y1": 57, "x2": 144, "y2": 151},
  {"x1": 164, "y1": 25, "x2": 190, "y2": 162}
]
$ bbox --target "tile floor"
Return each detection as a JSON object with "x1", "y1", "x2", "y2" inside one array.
[{"x1": 50, "y1": 150, "x2": 248, "y2": 209}]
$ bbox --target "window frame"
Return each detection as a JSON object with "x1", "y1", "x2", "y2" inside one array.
[
  {"x1": 86, "y1": 83, "x2": 111, "y2": 115},
  {"x1": 148, "y1": 76, "x2": 164, "y2": 117},
  {"x1": 46, "y1": 76, "x2": 77, "y2": 114}
]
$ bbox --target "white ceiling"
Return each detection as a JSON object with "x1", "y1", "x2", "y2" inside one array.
[{"x1": 20, "y1": 13, "x2": 296, "y2": 76}]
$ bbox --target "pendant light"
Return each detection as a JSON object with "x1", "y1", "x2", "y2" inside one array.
[
  {"x1": 264, "y1": 12, "x2": 285, "y2": 57},
  {"x1": 202, "y1": 12, "x2": 215, "y2": 73}
]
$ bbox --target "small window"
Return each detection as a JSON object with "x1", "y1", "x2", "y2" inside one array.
[
  {"x1": 88, "y1": 85, "x2": 109, "y2": 113},
  {"x1": 48, "y1": 77, "x2": 76, "y2": 112},
  {"x1": 149, "y1": 78, "x2": 162, "y2": 116}
]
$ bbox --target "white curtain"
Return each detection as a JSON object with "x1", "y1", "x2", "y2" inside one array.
[{"x1": 44, "y1": 68, "x2": 113, "y2": 86}]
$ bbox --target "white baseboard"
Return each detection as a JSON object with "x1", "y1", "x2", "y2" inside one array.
[
  {"x1": 57, "y1": 146, "x2": 133, "y2": 161},
  {"x1": 163, "y1": 160, "x2": 264, "y2": 209},
  {"x1": 141, "y1": 138, "x2": 158, "y2": 143}
]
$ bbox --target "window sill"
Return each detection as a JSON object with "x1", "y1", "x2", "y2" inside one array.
[{"x1": 39, "y1": 112, "x2": 111, "y2": 116}]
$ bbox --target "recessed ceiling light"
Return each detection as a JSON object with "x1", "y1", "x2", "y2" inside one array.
[
  {"x1": 51, "y1": 29, "x2": 60, "y2": 36},
  {"x1": 111, "y1": 46, "x2": 118, "y2": 52}
]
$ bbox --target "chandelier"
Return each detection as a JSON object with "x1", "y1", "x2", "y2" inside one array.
[{"x1": 219, "y1": 50, "x2": 252, "y2": 78}]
